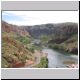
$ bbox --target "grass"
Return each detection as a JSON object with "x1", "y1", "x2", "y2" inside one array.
[
  {"x1": 35, "y1": 57, "x2": 48, "y2": 68},
  {"x1": 16, "y1": 36, "x2": 31, "y2": 45},
  {"x1": 2, "y1": 34, "x2": 35, "y2": 68},
  {"x1": 2, "y1": 57, "x2": 10, "y2": 68}
]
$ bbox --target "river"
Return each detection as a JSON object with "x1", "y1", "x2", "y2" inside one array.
[{"x1": 42, "y1": 48, "x2": 78, "y2": 68}]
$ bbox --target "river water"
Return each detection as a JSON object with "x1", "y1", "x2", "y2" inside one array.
[{"x1": 42, "y1": 48, "x2": 78, "y2": 68}]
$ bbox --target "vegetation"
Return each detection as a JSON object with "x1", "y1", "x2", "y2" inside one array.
[
  {"x1": 2, "y1": 34, "x2": 35, "y2": 68},
  {"x1": 48, "y1": 34, "x2": 78, "y2": 54},
  {"x1": 2, "y1": 21, "x2": 35, "y2": 68},
  {"x1": 35, "y1": 57, "x2": 48, "y2": 68},
  {"x1": 16, "y1": 36, "x2": 39, "y2": 53},
  {"x1": 1, "y1": 57, "x2": 10, "y2": 68},
  {"x1": 2, "y1": 21, "x2": 78, "y2": 68},
  {"x1": 49, "y1": 44, "x2": 64, "y2": 51},
  {"x1": 27, "y1": 44, "x2": 37, "y2": 53},
  {"x1": 16, "y1": 36, "x2": 31, "y2": 45},
  {"x1": 40, "y1": 35, "x2": 51, "y2": 46}
]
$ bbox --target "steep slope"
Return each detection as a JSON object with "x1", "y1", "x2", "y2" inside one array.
[
  {"x1": 22, "y1": 22, "x2": 78, "y2": 54},
  {"x1": 2, "y1": 21, "x2": 78, "y2": 68},
  {"x1": 2, "y1": 21, "x2": 35, "y2": 68},
  {"x1": 22, "y1": 22, "x2": 78, "y2": 38},
  {"x1": 48, "y1": 34, "x2": 78, "y2": 54},
  {"x1": 2, "y1": 21, "x2": 30, "y2": 37},
  {"x1": 2, "y1": 35, "x2": 34, "y2": 67}
]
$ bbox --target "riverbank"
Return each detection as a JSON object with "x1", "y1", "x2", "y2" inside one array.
[
  {"x1": 42, "y1": 48, "x2": 78, "y2": 68},
  {"x1": 33, "y1": 52, "x2": 48, "y2": 68},
  {"x1": 23, "y1": 50, "x2": 48, "y2": 68},
  {"x1": 48, "y1": 44, "x2": 78, "y2": 55},
  {"x1": 33, "y1": 57, "x2": 48, "y2": 68}
]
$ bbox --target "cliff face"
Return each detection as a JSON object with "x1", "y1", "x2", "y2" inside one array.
[{"x1": 23, "y1": 22, "x2": 78, "y2": 38}]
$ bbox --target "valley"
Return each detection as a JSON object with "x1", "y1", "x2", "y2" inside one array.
[{"x1": 2, "y1": 21, "x2": 78, "y2": 68}]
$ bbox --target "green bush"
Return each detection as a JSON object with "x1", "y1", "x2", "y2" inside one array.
[
  {"x1": 36, "y1": 57, "x2": 48, "y2": 68},
  {"x1": 49, "y1": 44, "x2": 65, "y2": 51},
  {"x1": 40, "y1": 35, "x2": 50, "y2": 45},
  {"x1": 49, "y1": 44, "x2": 59, "y2": 49},
  {"x1": 27, "y1": 44, "x2": 38, "y2": 53},
  {"x1": 16, "y1": 36, "x2": 30, "y2": 45},
  {"x1": 1, "y1": 57, "x2": 10, "y2": 68}
]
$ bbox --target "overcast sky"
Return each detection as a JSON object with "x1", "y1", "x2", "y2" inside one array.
[{"x1": 2, "y1": 11, "x2": 78, "y2": 26}]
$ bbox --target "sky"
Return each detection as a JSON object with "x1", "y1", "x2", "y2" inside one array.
[{"x1": 2, "y1": 11, "x2": 78, "y2": 26}]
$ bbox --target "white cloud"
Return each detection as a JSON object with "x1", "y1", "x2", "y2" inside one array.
[
  {"x1": 2, "y1": 11, "x2": 79, "y2": 26},
  {"x1": 2, "y1": 12, "x2": 10, "y2": 16}
]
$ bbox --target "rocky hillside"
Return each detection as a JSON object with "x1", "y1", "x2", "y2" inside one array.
[
  {"x1": 2, "y1": 21, "x2": 78, "y2": 68},
  {"x1": 2, "y1": 21, "x2": 30, "y2": 37},
  {"x1": 2, "y1": 21, "x2": 35, "y2": 68},
  {"x1": 22, "y1": 22, "x2": 78, "y2": 38},
  {"x1": 22, "y1": 22, "x2": 78, "y2": 54},
  {"x1": 48, "y1": 34, "x2": 78, "y2": 54}
]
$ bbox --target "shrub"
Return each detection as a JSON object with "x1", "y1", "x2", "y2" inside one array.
[
  {"x1": 2, "y1": 58, "x2": 10, "y2": 68},
  {"x1": 16, "y1": 36, "x2": 30, "y2": 45},
  {"x1": 36, "y1": 57, "x2": 48, "y2": 68}
]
